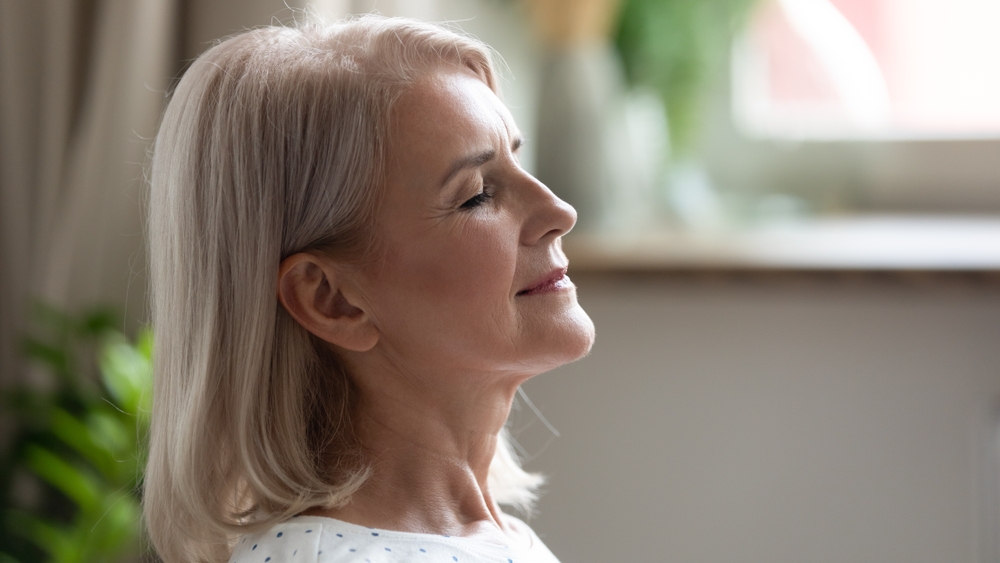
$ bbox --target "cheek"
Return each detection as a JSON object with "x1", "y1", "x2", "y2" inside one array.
[{"x1": 374, "y1": 217, "x2": 519, "y2": 343}]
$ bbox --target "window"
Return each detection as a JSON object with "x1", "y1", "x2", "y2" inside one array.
[
  {"x1": 732, "y1": 0, "x2": 1000, "y2": 140},
  {"x1": 703, "y1": 0, "x2": 1000, "y2": 214}
]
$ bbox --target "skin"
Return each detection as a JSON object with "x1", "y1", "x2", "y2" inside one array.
[{"x1": 277, "y1": 65, "x2": 595, "y2": 547}]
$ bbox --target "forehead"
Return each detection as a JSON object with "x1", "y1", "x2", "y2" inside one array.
[{"x1": 387, "y1": 68, "x2": 515, "y2": 172}]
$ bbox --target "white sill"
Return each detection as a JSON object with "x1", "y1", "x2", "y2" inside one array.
[{"x1": 563, "y1": 215, "x2": 1000, "y2": 272}]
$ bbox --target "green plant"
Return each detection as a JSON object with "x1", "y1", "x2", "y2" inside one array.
[
  {"x1": 615, "y1": 0, "x2": 758, "y2": 154},
  {"x1": 1, "y1": 304, "x2": 152, "y2": 563}
]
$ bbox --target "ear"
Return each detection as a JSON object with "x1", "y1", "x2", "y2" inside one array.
[{"x1": 277, "y1": 253, "x2": 378, "y2": 352}]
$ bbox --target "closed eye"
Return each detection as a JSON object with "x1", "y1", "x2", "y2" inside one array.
[{"x1": 459, "y1": 189, "x2": 493, "y2": 210}]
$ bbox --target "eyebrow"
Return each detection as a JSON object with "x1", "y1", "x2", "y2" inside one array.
[
  {"x1": 440, "y1": 149, "x2": 495, "y2": 188},
  {"x1": 439, "y1": 135, "x2": 525, "y2": 188}
]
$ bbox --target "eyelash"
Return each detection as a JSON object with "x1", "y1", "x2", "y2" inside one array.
[{"x1": 459, "y1": 184, "x2": 494, "y2": 210}]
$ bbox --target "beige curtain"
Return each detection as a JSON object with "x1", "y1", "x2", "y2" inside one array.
[
  {"x1": 0, "y1": 0, "x2": 179, "y2": 385},
  {"x1": 0, "y1": 0, "x2": 449, "y2": 387}
]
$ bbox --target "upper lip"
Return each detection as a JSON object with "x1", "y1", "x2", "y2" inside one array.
[{"x1": 517, "y1": 267, "x2": 568, "y2": 295}]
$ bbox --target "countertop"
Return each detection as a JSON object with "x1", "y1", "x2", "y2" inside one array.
[{"x1": 564, "y1": 215, "x2": 1000, "y2": 274}]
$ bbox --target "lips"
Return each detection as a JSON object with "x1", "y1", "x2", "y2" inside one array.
[{"x1": 517, "y1": 267, "x2": 570, "y2": 296}]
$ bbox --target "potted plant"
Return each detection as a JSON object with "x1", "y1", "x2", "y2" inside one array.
[{"x1": 1, "y1": 305, "x2": 152, "y2": 563}]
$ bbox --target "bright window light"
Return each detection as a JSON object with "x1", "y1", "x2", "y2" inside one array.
[{"x1": 732, "y1": 0, "x2": 1000, "y2": 139}]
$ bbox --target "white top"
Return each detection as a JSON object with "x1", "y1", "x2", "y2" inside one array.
[{"x1": 227, "y1": 515, "x2": 561, "y2": 563}]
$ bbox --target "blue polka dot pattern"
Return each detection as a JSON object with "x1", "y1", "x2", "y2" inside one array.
[{"x1": 225, "y1": 516, "x2": 557, "y2": 563}]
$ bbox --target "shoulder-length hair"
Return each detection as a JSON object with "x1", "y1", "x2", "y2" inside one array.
[{"x1": 144, "y1": 16, "x2": 542, "y2": 563}]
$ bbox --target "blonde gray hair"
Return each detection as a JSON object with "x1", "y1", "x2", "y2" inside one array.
[{"x1": 145, "y1": 16, "x2": 541, "y2": 563}]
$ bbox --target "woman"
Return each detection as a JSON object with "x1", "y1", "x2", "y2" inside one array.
[{"x1": 144, "y1": 15, "x2": 595, "y2": 563}]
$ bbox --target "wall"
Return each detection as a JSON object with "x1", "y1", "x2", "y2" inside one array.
[
  {"x1": 183, "y1": 0, "x2": 305, "y2": 59},
  {"x1": 521, "y1": 273, "x2": 1000, "y2": 563}
]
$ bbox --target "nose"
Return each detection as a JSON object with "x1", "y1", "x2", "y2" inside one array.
[{"x1": 518, "y1": 171, "x2": 577, "y2": 246}]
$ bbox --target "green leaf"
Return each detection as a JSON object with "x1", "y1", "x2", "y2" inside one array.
[
  {"x1": 135, "y1": 327, "x2": 153, "y2": 359},
  {"x1": 615, "y1": 0, "x2": 759, "y2": 152},
  {"x1": 2, "y1": 385, "x2": 52, "y2": 419},
  {"x1": 5, "y1": 510, "x2": 75, "y2": 562},
  {"x1": 77, "y1": 308, "x2": 118, "y2": 336},
  {"x1": 86, "y1": 492, "x2": 142, "y2": 559},
  {"x1": 98, "y1": 334, "x2": 152, "y2": 417},
  {"x1": 23, "y1": 445, "x2": 100, "y2": 512},
  {"x1": 21, "y1": 337, "x2": 70, "y2": 378},
  {"x1": 48, "y1": 396, "x2": 143, "y2": 487},
  {"x1": 85, "y1": 409, "x2": 136, "y2": 482}
]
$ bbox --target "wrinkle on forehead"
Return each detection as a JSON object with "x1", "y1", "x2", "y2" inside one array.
[{"x1": 383, "y1": 68, "x2": 518, "y2": 198}]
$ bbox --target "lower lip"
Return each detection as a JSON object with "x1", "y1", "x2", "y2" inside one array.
[{"x1": 518, "y1": 274, "x2": 572, "y2": 296}]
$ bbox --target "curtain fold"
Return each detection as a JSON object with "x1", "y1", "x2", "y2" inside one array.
[{"x1": 0, "y1": 0, "x2": 179, "y2": 385}]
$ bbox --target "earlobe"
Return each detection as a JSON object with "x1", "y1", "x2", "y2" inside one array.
[{"x1": 277, "y1": 253, "x2": 379, "y2": 352}]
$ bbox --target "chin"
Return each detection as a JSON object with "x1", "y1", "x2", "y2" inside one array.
[
  {"x1": 563, "y1": 304, "x2": 597, "y2": 360},
  {"x1": 530, "y1": 304, "x2": 596, "y2": 373}
]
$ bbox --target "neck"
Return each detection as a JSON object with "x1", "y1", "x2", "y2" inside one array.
[{"x1": 308, "y1": 356, "x2": 527, "y2": 543}]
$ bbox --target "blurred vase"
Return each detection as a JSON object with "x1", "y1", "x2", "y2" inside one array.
[
  {"x1": 536, "y1": 44, "x2": 622, "y2": 232},
  {"x1": 527, "y1": 0, "x2": 667, "y2": 233}
]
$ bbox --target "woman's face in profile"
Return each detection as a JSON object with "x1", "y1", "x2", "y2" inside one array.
[{"x1": 356, "y1": 67, "x2": 595, "y2": 386}]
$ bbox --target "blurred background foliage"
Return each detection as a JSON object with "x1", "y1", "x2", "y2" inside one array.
[
  {"x1": 0, "y1": 304, "x2": 152, "y2": 563},
  {"x1": 614, "y1": 0, "x2": 758, "y2": 153},
  {"x1": 505, "y1": 0, "x2": 759, "y2": 155}
]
